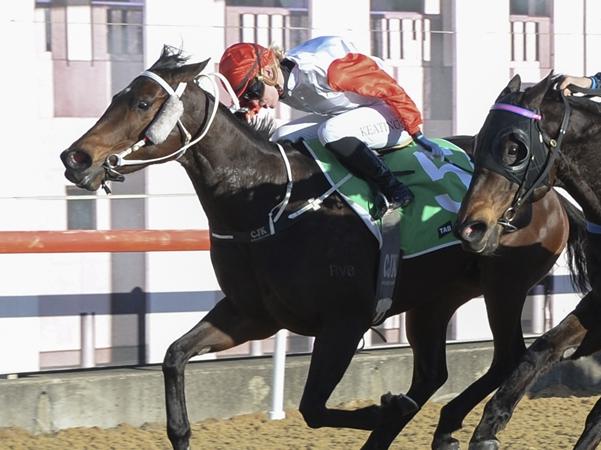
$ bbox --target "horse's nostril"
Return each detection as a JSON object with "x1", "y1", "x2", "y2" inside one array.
[
  {"x1": 459, "y1": 221, "x2": 488, "y2": 243},
  {"x1": 63, "y1": 149, "x2": 92, "y2": 171}
]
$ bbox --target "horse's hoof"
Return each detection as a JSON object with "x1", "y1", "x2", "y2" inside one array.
[
  {"x1": 432, "y1": 434, "x2": 460, "y2": 450},
  {"x1": 380, "y1": 392, "x2": 419, "y2": 417},
  {"x1": 468, "y1": 440, "x2": 500, "y2": 450}
]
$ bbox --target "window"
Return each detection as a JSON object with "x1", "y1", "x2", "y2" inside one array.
[
  {"x1": 66, "y1": 186, "x2": 96, "y2": 230},
  {"x1": 43, "y1": 8, "x2": 52, "y2": 52},
  {"x1": 227, "y1": 0, "x2": 307, "y2": 7},
  {"x1": 107, "y1": 7, "x2": 143, "y2": 56},
  {"x1": 35, "y1": 1, "x2": 52, "y2": 52},
  {"x1": 371, "y1": 12, "x2": 430, "y2": 62},
  {"x1": 225, "y1": 5, "x2": 309, "y2": 50},
  {"x1": 35, "y1": 0, "x2": 52, "y2": 52},
  {"x1": 510, "y1": 0, "x2": 551, "y2": 17},
  {"x1": 509, "y1": 14, "x2": 552, "y2": 68},
  {"x1": 371, "y1": 0, "x2": 423, "y2": 14},
  {"x1": 50, "y1": 1, "x2": 145, "y2": 117}
]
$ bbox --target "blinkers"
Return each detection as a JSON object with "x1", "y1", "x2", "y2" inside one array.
[{"x1": 474, "y1": 98, "x2": 571, "y2": 226}]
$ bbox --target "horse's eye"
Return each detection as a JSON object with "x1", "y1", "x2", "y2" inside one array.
[
  {"x1": 137, "y1": 100, "x2": 150, "y2": 110},
  {"x1": 504, "y1": 141, "x2": 528, "y2": 167}
]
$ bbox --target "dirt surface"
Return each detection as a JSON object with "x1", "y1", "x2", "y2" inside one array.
[{"x1": 0, "y1": 394, "x2": 596, "y2": 450}]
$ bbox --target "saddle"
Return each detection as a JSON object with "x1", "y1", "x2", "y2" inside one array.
[
  {"x1": 303, "y1": 138, "x2": 473, "y2": 258},
  {"x1": 303, "y1": 138, "x2": 474, "y2": 324}
]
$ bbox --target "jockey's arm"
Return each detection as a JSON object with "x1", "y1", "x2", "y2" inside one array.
[
  {"x1": 559, "y1": 72, "x2": 601, "y2": 95},
  {"x1": 326, "y1": 54, "x2": 444, "y2": 159},
  {"x1": 326, "y1": 53, "x2": 423, "y2": 136}
]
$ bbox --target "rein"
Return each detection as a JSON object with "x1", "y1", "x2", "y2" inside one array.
[{"x1": 489, "y1": 94, "x2": 571, "y2": 231}]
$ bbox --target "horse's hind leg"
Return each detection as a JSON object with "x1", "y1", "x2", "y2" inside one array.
[
  {"x1": 162, "y1": 297, "x2": 278, "y2": 450},
  {"x1": 298, "y1": 316, "x2": 389, "y2": 431},
  {"x1": 468, "y1": 310, "x2": 588, "y2": 450},
  {"x1": 432, "y1": 288, "x2": 526, "y2": 450}
]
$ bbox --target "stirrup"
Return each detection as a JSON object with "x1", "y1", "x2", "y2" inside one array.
[{"x1": 371, "y1": 193, "x2": 389, "y2": 220}]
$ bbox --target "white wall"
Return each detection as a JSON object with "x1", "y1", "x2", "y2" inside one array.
[
  {"x1": 309, "y1": 0, "x2": 371, "y2": 52},
  {"x1": 144, "y1": 0, "x2": 226, "y2": 66},
  {"x1": 452, "y1": 0, "x2": 511, "y2": 135},
  {"x1": 452, "y1": 297, "x2": 490, "y2": 341},
  {"x1": 553, "y1": 0, "x2": 585, "y2": 75},
  {"x1": 584, "y1": 0, "x2": 601, "y2": 75}
]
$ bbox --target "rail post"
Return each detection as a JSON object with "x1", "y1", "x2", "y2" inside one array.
[
  {"x1": 268, "y1": 329, "x2": 288, "y2": 420},
  {"x1": 80, "y1": 312, "x2": 96, "y2": 368}
]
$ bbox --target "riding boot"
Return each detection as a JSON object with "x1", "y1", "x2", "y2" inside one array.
[{"x1": 325, "y1": 137, "x2": 414, "y2": 210}]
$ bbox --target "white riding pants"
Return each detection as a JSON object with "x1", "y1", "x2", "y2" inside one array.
[{"x1": 270, "y1": 102, "x2": 413, "y2": 150}]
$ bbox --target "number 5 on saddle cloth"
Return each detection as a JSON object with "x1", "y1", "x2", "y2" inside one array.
[{"x1": 303, "y1": 138, "x2": 473, "y2": 325}]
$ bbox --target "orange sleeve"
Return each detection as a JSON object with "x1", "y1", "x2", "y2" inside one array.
[{"x1": 327, "y1": 53, "x2": 423, "y2": 135}]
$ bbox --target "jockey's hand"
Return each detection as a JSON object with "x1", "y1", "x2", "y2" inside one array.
[
  {"x1": 559, "y1": 75, "x2": 593, "y2": 96},
  {"x1": 233, "y1": 108, "x2": 251, "y2": 121},
  {"x1": 232, "y1": 99, "x2": 261, "y2": 122},
  {"x1": 412, "y1": 132, "x2": 445, "y2": 160}
]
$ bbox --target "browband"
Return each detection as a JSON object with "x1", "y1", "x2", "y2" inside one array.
[{"x1": 491, "y1": 103, "x2": 542, "y2": 120}]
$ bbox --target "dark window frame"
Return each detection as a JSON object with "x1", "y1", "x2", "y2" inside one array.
[{"x1": 66, "y1": 186, "x2": 97, "y2": 230}]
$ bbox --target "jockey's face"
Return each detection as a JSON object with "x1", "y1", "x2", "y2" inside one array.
[
  {"x1": 254, "y1": 64, "x2": 283, "y2": 109},
  {"x1": 238, "y1": 64, "x2": 283, "y2": 112},
  {"x1": 259, "y1": 84, "x2": 280, "y2": 109}
]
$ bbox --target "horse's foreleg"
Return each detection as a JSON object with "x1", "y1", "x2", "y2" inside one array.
[
  {"x1": 573, "y1": 397, "x2": 601, "y2": 450},
  {"x1": 432, "y1": 289, "x2": 526, "y2": 450},
  {"x1": 298, "y1": 317, "x2": 383, "y2": 431},
  {"x1": 162, "y1": 297, "x2": 278, "y2": 450},
  {"x1": 468, "y1": 312, "x2": 587, "y2": 450},
  {"x1": 362, "y1": 302, "x2": 454, "y2": 450}
]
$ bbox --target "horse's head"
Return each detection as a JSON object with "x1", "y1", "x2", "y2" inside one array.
[
  {"x1": 455, "y1": 72, "x2": 568, "y2": 254},
  {"x1": 60, "y1": 46, "x2": 210, "y2": 192}
]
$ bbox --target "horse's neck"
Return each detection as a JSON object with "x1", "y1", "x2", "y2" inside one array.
[
  {"x1": 180, "y1": 109, "x2": 293, "y2": 232},
  {"x1": 554, "y1": 103, "x2": 601, "y2": 223},
  {"x1": 557, "y1": 144, "x2": 601, "y2": 223}
]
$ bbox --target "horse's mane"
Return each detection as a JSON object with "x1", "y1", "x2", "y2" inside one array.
[
  {"x1": 565, "y1": 95, "x2": 601, "y2": 117},
  {"x1": 150, "y1": 45, "x2": 190, "y2": 70}
]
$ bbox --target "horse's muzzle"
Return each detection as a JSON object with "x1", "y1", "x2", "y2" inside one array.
[
  {"x1": 61, "y1": 148, "x2": 93, "y2": 172},
  {"x1": 454, "y1": 220, "x2": 491, "y2": 254},
  {"x1": 60, "y1": 148, "x2": 105, "y2": 191}
]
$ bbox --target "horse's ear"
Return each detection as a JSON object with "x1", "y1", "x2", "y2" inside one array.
[
  {"x1": 523, "y1": 70, "x2": 555, "y2": 109},
  {"x1": 495, "y1": 74, "x2": 521, "y2": 102},
  {"x1": 507, "y1": 74, "x2": 521, "y2": 93},
  {"x1": 176, "y1": 59, "x2": 211, "y2": 83}
]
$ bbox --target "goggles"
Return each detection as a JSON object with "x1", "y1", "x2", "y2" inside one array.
[{"x1": 241, "y1": 78, "x2": 265, "y2": 101}]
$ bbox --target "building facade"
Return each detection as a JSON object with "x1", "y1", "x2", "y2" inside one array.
[{"x1": 0, "y1": 0, "x2": 597, "y2": 374}]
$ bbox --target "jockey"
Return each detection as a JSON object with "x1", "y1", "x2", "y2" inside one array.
[
  {"x1": 559, "y1": 72, "x2": 601, "y2": 95},
  {"x1": 219, "y1": 35, "x2": 444, "y2": 212}
]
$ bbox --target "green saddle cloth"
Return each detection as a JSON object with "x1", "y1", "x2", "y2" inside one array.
[{"x1": 303, "y1": 138, "x2": 474, "y2": 259}]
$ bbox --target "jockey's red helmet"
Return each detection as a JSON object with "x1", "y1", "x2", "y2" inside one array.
[{"x1": 219, "y1": 43, "x2": 274, "y2": 98}]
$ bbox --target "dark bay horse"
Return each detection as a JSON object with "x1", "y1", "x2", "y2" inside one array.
[
  {"x1": 60, "y1": 48, "x2": 582, "y2": 450},
  {"x1": 455, "y1": 73, "x2": 600, "y2": 450}
]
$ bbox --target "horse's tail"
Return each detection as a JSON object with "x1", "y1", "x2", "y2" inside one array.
[{"x1": 557, "y1": 191, "x2": 589, "y2": 293}]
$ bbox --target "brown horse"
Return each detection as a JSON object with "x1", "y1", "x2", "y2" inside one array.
[
  {"x1": 60, "y1": 48, "x2": 583, "y2": 450},
  {"x1": 455, "y1": 72, "x2": 600, "y2": 450}
]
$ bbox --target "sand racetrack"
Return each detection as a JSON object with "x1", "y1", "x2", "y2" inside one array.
[{"x1": 0, "y1": 392, "x2": 596, "y2": 450}]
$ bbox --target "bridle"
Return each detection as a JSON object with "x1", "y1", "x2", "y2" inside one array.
[
  {"x1": 97, "y1": 66, "x2": 297, "y2": 242},
  {"x1": 100, "y1": 69, "x2": 241, "y2": 193},
  {"x1": 476, "y1": 93, "x2": 571, "y2": 232}
]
